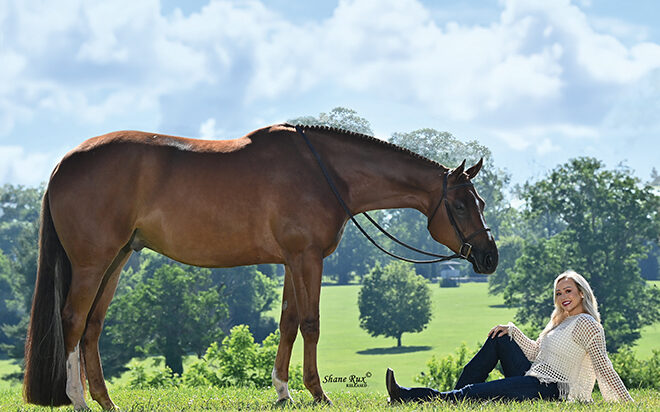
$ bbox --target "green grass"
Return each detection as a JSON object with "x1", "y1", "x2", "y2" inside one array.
[
  {"x1": 265, "y1": 282, "x2": 659, "y2": 393},
  {"x1": 635, "y1": 281, "x2": 660, "y2": 358},
  {"x1": 1, "y1": 386, "x2": 659, "y2": 411},
  {"x1": 2, "y1": 281, "x2": 659, "y2": 409},
  {"x1": 265, "y1": 282, "x2": 518, "y2": 393},
  {"x1": 0, "y1": 358, "x2": 21, "y2": 390}
]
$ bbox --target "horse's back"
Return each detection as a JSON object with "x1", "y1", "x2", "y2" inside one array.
[{"x1": 47, "y1": 125, "x2": 344, "y2": 267}]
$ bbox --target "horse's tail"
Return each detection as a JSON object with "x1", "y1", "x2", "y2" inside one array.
[{"x1": 23, "y1": 189, "x2": 72, "y2": 406}]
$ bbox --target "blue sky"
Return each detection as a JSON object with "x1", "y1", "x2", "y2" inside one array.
[{"x1": 1, "y1": 0, "x2": 659, "y2": 186}]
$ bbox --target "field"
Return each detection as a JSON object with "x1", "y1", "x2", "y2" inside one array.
[
  {"x1": 265, "y1": 281, "x2": 660, "y2": 393},
  {"x1": 1, "y1": 386, "x2": 659, "y2": 411},
  {"x1": 0, "y1": 281, "x2": 658, "y2": 410}
]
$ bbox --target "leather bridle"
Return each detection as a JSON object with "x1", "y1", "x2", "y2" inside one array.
[{"x1": 427, "y1": 172, "x2": 491, "y2": 259}]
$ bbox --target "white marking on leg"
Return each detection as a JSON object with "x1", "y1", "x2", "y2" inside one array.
[
  {"x1": 65, "y1": 345, "x2": 89, "y2": 410},
  {"x1": 272, "y1": 367, "x2": 292, "y2": 402}
]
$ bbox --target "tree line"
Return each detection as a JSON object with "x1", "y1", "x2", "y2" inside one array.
[{"x1": 1, "y1": 107, "x2": 659, "y2": 378}]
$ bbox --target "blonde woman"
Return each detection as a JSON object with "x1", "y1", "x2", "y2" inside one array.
[{"x1": 386, "y1": 270, "x2": 633, "y2": 403}]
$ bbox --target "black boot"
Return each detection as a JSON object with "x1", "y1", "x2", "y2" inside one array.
[{"x1": 386, "y1": 368, "x2": 402, "y2": 404}]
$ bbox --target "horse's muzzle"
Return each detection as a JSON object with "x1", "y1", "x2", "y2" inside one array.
[{"x1": 471, "y1": 248, "x2": 498, "y2": 274}]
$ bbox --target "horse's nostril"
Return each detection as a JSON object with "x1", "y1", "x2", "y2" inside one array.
[{"x1": 484, "y1": 254, "x2": 494, "y2": 269}]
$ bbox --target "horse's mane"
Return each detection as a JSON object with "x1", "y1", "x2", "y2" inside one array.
[{"x1": 285, "y1": 123, "x2": 447, "y2": 171}]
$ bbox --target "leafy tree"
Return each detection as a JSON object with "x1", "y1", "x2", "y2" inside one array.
[
  {"x1": 640, "y1": 242, "x2": 659, "y2": 280},
  {"x1": 0, "y1": 251, "x2": 17, "y2": 350},
  {"x1": 104, "y1": 264, "x2": 227, "y2": 375},
  {"x1": 650, "y1": 167, "x2": 660, "y2": 187},
  {"x1": 487, "y1": 234, "x2": 524, "y2": 295},
  {"x1": 0, "y1": 184, "x2": 42, "y2": 358},
  {"x1": 211, "y1": 266, "x2": 279, "y2": 342},
  {"x1": 503, "y1": 158, "x2": 660, "y2": 351},
  {"x1": 288, "y1": 106, "x2": 374, "y2": 136},
  {"x1": 0, "y1": 184, "x2": 43, "y2": 258},
  {"x1": 358, "y1": 261, "x2": 432, "y2": 347}
]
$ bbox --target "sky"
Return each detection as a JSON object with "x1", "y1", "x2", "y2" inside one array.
[{"x1": 1, "y1": 0, "x2": 659, "y2": 187}]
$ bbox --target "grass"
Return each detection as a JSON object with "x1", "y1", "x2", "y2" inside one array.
[
  {"x1": 635, "y1": 280, "x2": 660, "y2": 358},
  {"x1": 1, "y1": 386, "x2": 659, "y2": 411},
  {"x1": 265, "y1": 282, "x2": 518, "y2": 392},
  {"x1": 0, "y1": 358, "x2": 21, "y2": 390},
  {"x1": 2, "y1": 281, "x2": 658, "y2": 409},
  {"x1": 263, "y1": 281, "x2": 660, "y2": 393}
]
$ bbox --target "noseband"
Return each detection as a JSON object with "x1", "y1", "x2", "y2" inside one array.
[
  {"x1": 427, "y1": 172, "x2": 492, "y2": 259},
  {"x1": 296, "y1": 125, "x2": 491, "y2": 264}
]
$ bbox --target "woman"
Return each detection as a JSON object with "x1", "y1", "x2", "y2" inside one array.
[{"x1": 385, "y1": 270, "x2": 633, "y2": 403}]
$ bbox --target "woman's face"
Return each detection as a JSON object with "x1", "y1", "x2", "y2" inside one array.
[{"x1": 555, "y1": 277, "x2": 585, "y2": 316}]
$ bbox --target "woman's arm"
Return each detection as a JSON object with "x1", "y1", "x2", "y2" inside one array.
[
  {"x1": 504, "y1": 322, "x2": 540, "y2": 362},
  {"x1": 574, "y1": 317, "x2": 633, "y2": 402}
]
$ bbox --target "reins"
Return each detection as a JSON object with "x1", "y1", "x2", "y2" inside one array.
[{"x1": 295, "y1": 125, "x2": 490, "y2": 264}]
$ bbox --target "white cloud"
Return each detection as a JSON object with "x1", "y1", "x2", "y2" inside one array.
[
  {"x1": 493, "y1": 123, "x2": 599, "y2": 151},
  {"x1": 1, "y1": 0, "x2": 660, "y2": 186},
  {"x1": 199, "y1": 117, "x2": 226, "y2": 139},
  {"x1": 0, "y1": 146, "x2": 58, "y2": 186},
  {"x1": 3, "y1": 0, "x2": 660, "y2": 137}
]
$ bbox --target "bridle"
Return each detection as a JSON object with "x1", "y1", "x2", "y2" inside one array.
[
  {"x1": 427, "y1": 172, "x2": 492, "y2": 260},
  {"x1": 295, "y1": 125, "x2": 491, "y2": 264}
]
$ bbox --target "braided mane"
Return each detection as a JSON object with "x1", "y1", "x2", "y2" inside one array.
[{"x1": 285, "y1": 123, "x2": 447, "y2": 170}]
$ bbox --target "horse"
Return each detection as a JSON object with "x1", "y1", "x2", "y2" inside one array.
[{"x1": 23, "y1": 123, "x2": 498, "y2": 409}]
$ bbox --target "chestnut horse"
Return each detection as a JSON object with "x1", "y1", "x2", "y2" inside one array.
[{"x1": 23, "y1": 123, "x2": 497, "y2": 409}]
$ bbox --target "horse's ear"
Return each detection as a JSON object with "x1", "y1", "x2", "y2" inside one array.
[
  {"x1": 452, "y1": 159, "x2": 466, "y2": 176},
  {"x1": 466, "y1": 158, "x2": 483, "y2": 179}
]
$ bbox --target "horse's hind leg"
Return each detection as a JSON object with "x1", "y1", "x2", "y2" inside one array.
[
  {"x1": 82, "y1": 247, "x2": 132, "y2": 410},
  {"x1": 273, "y1": 265, "x2": 298, "y2": 403},
  {"x1": 61, "y1": 251, "x2": 124, "y2": 410}
]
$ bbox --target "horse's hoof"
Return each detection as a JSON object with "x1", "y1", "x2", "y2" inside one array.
[
  {"x1": 314, "y1": 394, "x2": 333, "y2": 406},
  {"x1": 274, "y1": 397, "x2": 294, "y2": 407}
]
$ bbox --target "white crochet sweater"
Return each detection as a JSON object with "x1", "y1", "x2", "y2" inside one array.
[{"x1": 507, "y1": 313, "x2": 632, "y2": 402}]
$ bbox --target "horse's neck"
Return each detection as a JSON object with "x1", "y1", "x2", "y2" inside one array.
[{"x1": 315, "y1": 133, "x2": 443, "y2": 215}]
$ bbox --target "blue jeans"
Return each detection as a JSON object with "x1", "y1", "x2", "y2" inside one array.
[{"x1": 399, "y1": 335, "x2": 559, "y2": 402}]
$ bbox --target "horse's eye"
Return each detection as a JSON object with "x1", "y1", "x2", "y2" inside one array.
[{"x1": 454, "y1": 202, "x2": 465, "y2": 211}]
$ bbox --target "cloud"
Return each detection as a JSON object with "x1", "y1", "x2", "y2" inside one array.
[
  {"x1": 1, "y1": 0, "x2": 660, "y2": 185},
  {"x1": 0, "y1": 146, "x2": 58, "y2": 186},
  {"x1": 493, "y1": 123, "x2": 599, "y2": 151},
  {"x1": 198, "y1": 117, "x2": 227, "y2": 139}
]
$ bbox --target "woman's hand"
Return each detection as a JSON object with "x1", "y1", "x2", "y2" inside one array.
[{"x1": 488, "y1": 324, "x2": 510, "y2": 339}]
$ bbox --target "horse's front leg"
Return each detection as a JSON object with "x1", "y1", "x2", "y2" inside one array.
[
  {"x1": 272, "y1": 265, "x2": 298, "y2": 403},
  {"x1": 286, "y1": 248, "x2": 331, "y2": 404}
]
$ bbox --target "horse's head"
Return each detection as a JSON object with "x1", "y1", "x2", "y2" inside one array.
[{"x1": 426, "y1": 159, "x2": 498, "y2": 274}]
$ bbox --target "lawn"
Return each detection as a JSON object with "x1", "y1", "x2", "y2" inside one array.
[
  {"x1": 266, "y1": 282, "x2": 518, "y2": 393},
  {"x1": 265, "y1": 281, "x2": 660, "y2": 393},
  {"x1": 1, "y1": 386, "x2": 659, "y2": 411},
  {"x1": 1, "y1": 281, "x2": 658, "y2": 409}
]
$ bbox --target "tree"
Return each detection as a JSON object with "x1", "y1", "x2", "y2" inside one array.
[
  {"x1": 210, "y1": 265, "x2": 279, "y2": 342},
  {"x1": 0, "y1": 184, "x2": 43, "y2": 358},
  {"x1": 104, "y1": 264, "x2": 227, "y2": 375},
  {"x1": 503, "y1": 157, "x2": 660, "y2": 351},
  {"x1": 288, "y1": 106, "x2": 374, "y2": 136},
  {"x1": 358, "y1": 261, "x2": 432, "y2": 346}
]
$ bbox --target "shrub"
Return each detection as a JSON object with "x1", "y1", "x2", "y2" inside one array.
[
  {"x1": 415, "y1": 342, "x2": 503, "y2": 391},
  {"x1": 609, "y1": 347, "x2": 660, "y2": 390},
  {"x1": 182, "y1": 325, "x2": 279, "y2": 388},
  {"x1": 125, "y1": 358, "x2": 180, "y2": 389}
]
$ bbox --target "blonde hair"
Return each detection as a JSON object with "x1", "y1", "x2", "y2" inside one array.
[{"x1": 539, "y1": 270, "x2": 600, "y2": 339}]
